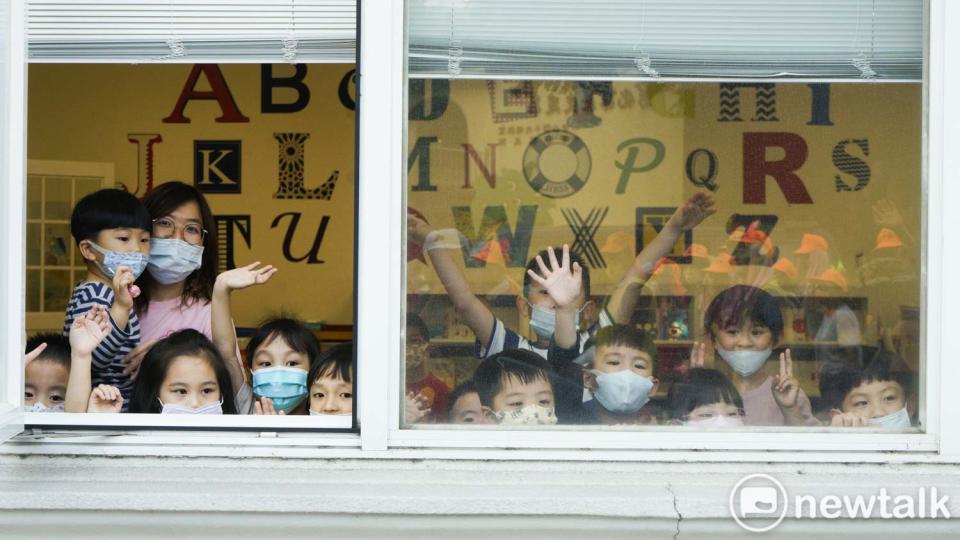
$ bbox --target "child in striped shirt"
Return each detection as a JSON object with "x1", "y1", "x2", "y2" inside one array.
[{"x1": 63, "y1": 189, "x2": 152, "y2": 411}]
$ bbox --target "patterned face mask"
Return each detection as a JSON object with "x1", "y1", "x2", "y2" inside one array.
[
  {"x1": 494, "y1": 404, "x2": 557, "y2": 426},
  {"x1": 87, "y1": 241, "x2": 149, "y2": 280},
  {"x1": 24, "y1": 402, "x2": 65, "y2": 413}
]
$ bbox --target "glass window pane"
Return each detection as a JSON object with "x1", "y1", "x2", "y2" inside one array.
[
  {"x1": 25, "y1": 270, "x2": 41, "y2": 313},
  {"x1": 43, "y1": 224, "x2": 71, "y2": 266},
  {"x1": 27, "y1": 175, "x2": 41, "y2": 218},
  {"x1": 404, "y1": 79, "x2": 922, "y2": 433},
  {"x1": 26, "y1": 223, "x2": 40, "y2": 266},
  {"x1": 44, "y1": 176, "x2": 71, "y2": 221},
  {"x1": 43, "y1": 269, "x2": 71, "y2": 313}
]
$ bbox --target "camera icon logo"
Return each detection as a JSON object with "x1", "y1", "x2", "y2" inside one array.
[{"x1": 730, "y1": 474, "x2": 789, "y2": 532}]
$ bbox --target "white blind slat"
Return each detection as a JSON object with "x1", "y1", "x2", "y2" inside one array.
[
  {"x1": 408, "y1": 0, "x2": 922, "y2": 80},
  {"x1": 28, "y1": 0, "x2": 356, "y2": 62}
]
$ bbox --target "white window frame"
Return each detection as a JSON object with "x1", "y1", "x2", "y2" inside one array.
[{"x1": 3, "y1": 0, "x2": 960, "y2": 464}]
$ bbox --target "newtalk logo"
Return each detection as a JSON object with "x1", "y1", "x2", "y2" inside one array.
[{"x1": 730, "y1": 474, "x2": 951, "y2": 533}]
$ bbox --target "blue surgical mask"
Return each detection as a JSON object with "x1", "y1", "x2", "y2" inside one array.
[
  {"x1": 716, "y1": 347, "x2": 771, "y2": 376},
  {"x1": 87, "y1": 241, "x2": 149, "y2": 280},
  {"x1": 867, "y1": 407, "x2": 911, "y2": 430},
  {"x1": 591, "y1": 370, "x2": 654, "y2": 414},
  {"x1": 252, "y1": 367, "x2": 308, "y2": 413},
  {"x1": 147, "y1": 238, "x2": 204, "y2": 285},
  {"x1": 528, "y1": 304, "x2": 582, "y2": 339}
]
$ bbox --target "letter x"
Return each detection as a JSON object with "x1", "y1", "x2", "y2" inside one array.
[{"x1": 561, "y1": 207, "x2": 607, "y2": 269}]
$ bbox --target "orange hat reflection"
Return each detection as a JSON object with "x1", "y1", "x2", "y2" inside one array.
[
  {"x1": 874, "y1": 228, "x2": 903, "y2": 250},
  {"x1": 703, "y1": 253, "x2": 735, "y2": 274},
  {"x1": 683, "y1": 243, "x2": 710, "y2": 259},
  {"x1": 600, "y1": 231, "x2": 633, "y2": 254},
  {"x1": 795, "y1": 233, "x2": 829, "y2": 254},
  {"x1": 652, "y1": 258, "x2": 687, "y2": 295},
  {"x1": 813, "y1": 268, "x2": 848, "y2": 292},
  {"x1": 729, "y1": 222, "x2": 775, "y2": 255},
  {"x1": 772, "y1": 257, "x2": 799, "y2": 280}
]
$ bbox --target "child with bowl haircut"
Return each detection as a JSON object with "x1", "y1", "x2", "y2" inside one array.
[
  {"x1": 23, "y1": 334, "x2": 71, "y2": 413},
  {"x1": 703, "y1": 285, "x2": 819, "y2": 426},
  {"x1": 819, "y1": 348, "x2": 914, "y2": 429},
  {"x1": 64, "y1": 189, "x2": 153, "y2": 410},
  {"x1": 667, "y1": 368, "x2": 746, "y2": 427},
  {"x1": 580, "y1": 324, "x2": 660, "y2": 425},
  {"x1": 474, "y1": 349, "x2": 557, "y2": 426}
]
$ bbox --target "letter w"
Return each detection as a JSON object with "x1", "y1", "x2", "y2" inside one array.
[
  {"x1": 843, "y1": 495, "x2": 876, "y2": 518},
  {"x1": 452, "y1": 205, "x2": 537, "y2": 268}
]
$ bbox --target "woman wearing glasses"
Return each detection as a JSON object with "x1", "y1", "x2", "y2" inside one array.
[{"x1": 123, "y1": 181, "x2": 219, "y2": 381}]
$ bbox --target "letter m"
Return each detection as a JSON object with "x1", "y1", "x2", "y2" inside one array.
[{"x1": 452, "y1": 205, "x2": 537, "y2": 268}]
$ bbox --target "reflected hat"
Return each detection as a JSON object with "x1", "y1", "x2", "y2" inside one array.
[
  {"x1": 795, "y1": 233, "x2": 829, "y2": 254},
  {"x1": 813, "y1": 268, "x2": 848, "y2": 292},
  {"x1": 652, "y1": 258, "x2": 687, "y2": 295},
  {"x1": 600, "y1": 231, "x2": 633, "y2": 254},
  {"x1": 703, "y1": 253, "x2": 735, "y2": 274},
  {"x1": 874, "y1": 227, "x2": 903, "y2": 250},
  {"x1": 683, "y1": 243, "x2": 710, "y2": 259},
  {"x1": 772, "y1": 257, "x2": 799, "y2": 280}
]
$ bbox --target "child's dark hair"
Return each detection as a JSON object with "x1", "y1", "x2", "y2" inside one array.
[
  {"x1": 447, "y1": 379, "x2": 478, "y2": 418},
  {"x1": 70, "y1": 188, "x2": 152, "y2": 244},
  {"x1": 667, "y1": 368, "x2": 743, "y2": 421},
  {"x1": 308, "y1": 342, "x2": 353, "y2": 385},
  {"x1": 25, "y1": 333, "x2": 71, "y2": 370},
  {"x1": 406, "y1": 313, "x2": 430, "y2": 341},
  {"x1": 245, "y1": 317, "x2": 321, "y2": 370},
  {"x1": 473, "y1": 349, "x2": 553, "y2": 407},
  {"x1": 523, "y1": 248, "x2": 591, "y2": 298},
  {"x1": 128, "y1": 329, "x2": 237, "y2": 414},
  {"x1": 818, "y1": 347, "x2": 911, "y2": 411},
  {"x1": 135, "y1": 181, "x2": 218, "y2": 315},
  {"x1": 593, "y1": 324, "x2": 657, "y2": 368},
  {"x1": 703, "y1": 285, "x2": 783, "y2": 339}
]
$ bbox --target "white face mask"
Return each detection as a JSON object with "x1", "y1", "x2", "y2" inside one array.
[
  {"x1": 867, "y1": 407, "x2": 911, "y2": 430},
  {"x1": 147, "y1": 238, "x2": 204, "y2": 285},
  {"x1": 685, "y1": 415, "x2": 745, "y2": 428},
  {"x1": 158, "y1": 399, "x2": 223, "y2": 415},
  {"x1": 716, "y1": 347, "x2": 771, "y2": 376},
  {"x1": 591, "y1": 370, "x2": 654, "y2": 414},
  {"x1": 24, "y1": 402, "x2": 65, "y2": 413},
  {"x1": 528, "y1": 304, "x2": 582, "y2": 339},
  {"x1": 494, "y1": 404, "x2": 557, "y2": 426}
]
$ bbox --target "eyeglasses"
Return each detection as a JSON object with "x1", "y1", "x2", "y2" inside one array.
[{"x1": 152, "y1": 217, "x2": 207, "y2": 246}]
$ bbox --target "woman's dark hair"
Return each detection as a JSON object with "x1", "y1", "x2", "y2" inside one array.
[
  {"x1": 129, "y1": 329, "x2": 237, "y2": 414},
  {"x1": 134, "y1": 181, "x2": 218, "y2": 315},
  {"x1": 703, "y1": 285, "x2": 784, "y2": 339},
  {"x1": 245, "y1": 317, "x2": 321, "y2": 370},
  {"x1": 666, "y1": 368, "x2": 743, "y2": 421},
  {"x1": 308, "y1": 342, "x2": 354, "y2": 385}
]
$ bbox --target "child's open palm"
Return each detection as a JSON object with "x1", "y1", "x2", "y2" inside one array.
[
  {"x1": 217, "y1": 261, "x2": 278, "y2": 292},
  {"x1": 526, "y1": 245, "x2": 582, "y2": 309},
  {"x1": 87, "y1": 384, "x2": 123, "y2": 413},
  {"x1": 772, "y1": 349, "x2": 800, "y2": 409},
  {"x1": 670, "y1": 192, "x2": 717, "y2": 231},
  {"x1": 69, "y1": 305, "x2": 109, "y2": 356}
]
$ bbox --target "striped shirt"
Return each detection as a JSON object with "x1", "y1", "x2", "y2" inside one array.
[{"x1": 63, "y1": 281, "x2": 139, "y2": 411}]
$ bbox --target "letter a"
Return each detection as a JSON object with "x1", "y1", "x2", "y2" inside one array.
[{"x1": 163, "y1": 64, "x2": 250, "y2": 123}]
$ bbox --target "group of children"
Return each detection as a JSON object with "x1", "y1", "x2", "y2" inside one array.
[
  {"x1": 408, "y1": 193, "x2": 916, "y2": 430},
  {"x1": 23, "y1": 188, "x2": 354, "y2": 416}
]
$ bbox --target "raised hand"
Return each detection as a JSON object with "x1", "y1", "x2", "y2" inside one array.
[
  {"x1": 23, "y1": 342, "x2": 47, "y2": 369},
  {"x1": 112, "y1": 266, "x2": 136, "y2": 309},
  {"x1": 215, "y1": 262, "x2": 278, "y2": 292},
  {"x1": 689, "y1": 341, "x2": 706, "y2": 369},
  {"x1": 872, "y1": 198, "x2": 904, "y2": 227},
  {"x1": 668, "y1": 192, "x2": 717, "y2": 231},
  {"x1": 255, "y1": 396, "x2": 285, "y2": 416},
  {"x1": 122, "y1": 339, "x2": 158, "y2": 379},
  {"x1": 87, "y1": 384, "x2": 123, "y2": 413},
  {"x1": 771, "y1": 348, "x2": 800, "y2": 409},
  {"x1": 830, "y1": 409, "x2": 867, "y2": 427},
  {"x1": 526, "y1": 245, "x2": 583, "y2": 309},
  {"x1": 69, "y1": 305, "x2": 110, "y2": 357},
  {"x1": 405, "y1": 390, "x2": 431, "y2": 424}
]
